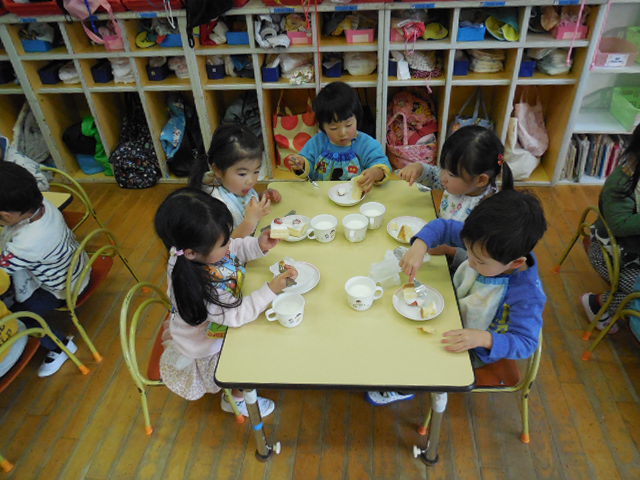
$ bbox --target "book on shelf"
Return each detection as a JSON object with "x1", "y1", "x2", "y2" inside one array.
[{"x1": 564, "y1": 134, "x2": 629, "y2": 182}]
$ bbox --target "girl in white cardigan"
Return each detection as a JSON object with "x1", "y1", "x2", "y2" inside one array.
[{"x1": 154, "y1": 188, "x2": 296, "y2": 416}]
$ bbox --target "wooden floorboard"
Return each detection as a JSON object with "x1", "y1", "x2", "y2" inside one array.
[{"x1": 2, "y1": 183, "x2": 640, "y2": 480}]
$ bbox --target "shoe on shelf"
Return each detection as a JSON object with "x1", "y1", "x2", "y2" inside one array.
[
  {"x1": 38, "y1": 336, "x2": 77, "y2": 378},
  {"x1": 365, "y1": 391, "x2": 415, "y2": 406},
  {"x1": 580, "y1": 293, "x2": 619, "y2": 334},
  {"x1": 220, "y1": 395, "x2": 275, "y2": 418}
]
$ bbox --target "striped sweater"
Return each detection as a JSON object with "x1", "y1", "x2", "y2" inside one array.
[{"x1": 0, "y1": 199, "x2": 89, "y2": 302}]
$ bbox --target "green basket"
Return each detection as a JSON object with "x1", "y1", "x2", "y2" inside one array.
[
  {"x1": 610, "y1": 87, "x2": 640, "y2": 132},
  {"x1": 627, "y1": 26, "x2": 640, "y2": 64}
]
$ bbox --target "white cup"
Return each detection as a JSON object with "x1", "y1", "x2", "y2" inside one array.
[
  {"x1": 265, "y1": 292, "x2": 305, "y2": 328},
  {"x1": 342, "y1": 213, "x2": 368, "y2": 243},
  {"x1": 360, "y1": 202, "x2": 386, "y2": 230},
  {"x1": 308, "y1": 214, "x2": 338, "y2": 243},
  {"x1": 344, "y1": 276, "x2": 384, "y2": 311}
]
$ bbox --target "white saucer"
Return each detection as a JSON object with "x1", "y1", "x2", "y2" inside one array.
[
  {"x1": 281, "y1": 215, "x2": 311, "y2": 242},
  {"x1": 269, "y1": 260, "x2": 320, "y2": 295},
  {"x1": 328, "y1": 182, "x2": 367, "y2": 207},
  {"x1": 392, "y1": 285, "x2": 444, "y2": 321},
  {"x1": 387, "y1": 216, "x2": 427, "y2": 243}
]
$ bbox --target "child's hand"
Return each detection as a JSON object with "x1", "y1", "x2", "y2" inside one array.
[
  {"x1": 258, "y1": 228, "x2": 279, "y2": 252},
  {"x1": 288, "y1": 155, "x2": 306, "y2": 173},
  {"x1": 358, "y1": 167, "x2": 384, "y2": 193},
  {"x1": 262, "y1": 188, "x2": 281, "y2": 204},
  {"x1": 246, "y1": 196, "x2": 271, "y2": 224},
  {"x1": 398, "y1": 163, "x2": 423, "y2": 186},
  {"x1": 441, "y1": 329, "x2": 493, "y2": 352},
  {"x1": 399, "y1": 239, "x2": 428, "y2": 282},
  {"x1": 268, "y1": 266, "x2": 298, "y2": 294}
]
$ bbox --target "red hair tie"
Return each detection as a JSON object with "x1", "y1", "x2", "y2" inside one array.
[{"x1": 497, "y1": 154, "x2": 504, "y2": 166}]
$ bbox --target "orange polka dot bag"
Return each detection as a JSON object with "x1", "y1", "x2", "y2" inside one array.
[{"x1": 273, "y1": 93, "x2": 318, "y2": 171}]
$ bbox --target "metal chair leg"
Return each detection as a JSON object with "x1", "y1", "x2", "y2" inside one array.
[
  {"x1": 70, "y1": 309, "x2": 103, "y2": 363},
  {"x1": 223, "y1": 389, "x2": 245, "y2": 424}
]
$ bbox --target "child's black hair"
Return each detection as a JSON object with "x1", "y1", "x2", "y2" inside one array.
[
  {"x1": 621, "y1": 123, "x2": 640, "y2": 197},
  {"x1": 461, "y1": 189, "x2": 547, "y2": 265},
  {"x1": 154, "y1": 188, "x2": 240, "y2": 326},
  {"x1": 440, "y1": 125, "x2": 514, "y2": 191},
  {"x1": 0, "y1": 161, "x2": 43, "y2": 214},
  {"x1": 313, "y1": 81, "x2": 363, "y2": 131},
  {"x1": 189, "y1": 123, "x2": 262, "y2": 189}
]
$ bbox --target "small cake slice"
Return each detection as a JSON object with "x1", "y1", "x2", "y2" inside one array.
[
  {"x1": 287, "y1": 218, "x2": 307, "y2": 238},
  {"x1": 402, "y1": 283, "x2": 418, "y2": 306},
  {"x1": 270, "y1": 218, "x2": 290, "y2": 239},
  {"x1": 397, "y1": 224, "x2": 413, "y2": 243},
  {"x1": 351, "y1": 176, "x2": 364, "y2": 200},
  {"x1": 420, "y1": 301, "x2": 438, "y2": 319}
]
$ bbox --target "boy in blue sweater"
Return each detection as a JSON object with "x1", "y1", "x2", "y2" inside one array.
[
  {"x1": 288, "y1": 82, "x2": 391, "y2": 193},
  {"x1": 367, "y1": 190, "x2": 547, "y2": 406}
]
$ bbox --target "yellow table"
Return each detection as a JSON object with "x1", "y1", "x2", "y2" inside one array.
[
  {"x1": 43, "y1": 191, "x2": 72, "y2": 211},
  {"x1": 215, "y1": 180, "x2": 474, "y2": 462}
]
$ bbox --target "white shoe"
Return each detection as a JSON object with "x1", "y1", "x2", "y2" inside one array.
[
  {"x1": 220, "y1": 394, "x2": 275, "y2": 418},
  {"x1": 365, "y1": 391, "x2": 415, "y2": 406},
  {"x1": 38, "y1": 336, "x2": 77, "y2": 378}
]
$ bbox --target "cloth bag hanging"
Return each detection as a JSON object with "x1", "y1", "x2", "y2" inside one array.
[
  {"x1": 272, "y1": 92, "x2": 318, "y2": 171},
  {"x1": 449, "y1": 88, "x2": 494, "y2": 135},
  {"x1": 504, "y1": 117, "x2": 540, "y2": 180},
  {"x1": 386, "y1": 111, "x2": 437, "y2": 169},
  {"x1": 63, "y1": 0, "x2": 124, "y2": 51},
  {"x1": 513, "y1": 89, "x2": 549, "y2": 157}
]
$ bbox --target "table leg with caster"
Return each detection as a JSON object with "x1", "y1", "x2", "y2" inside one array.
[
  {"x1": 413, "y1": 392, "x2": 447, "y2": 466},
  {"x1": 242, "y1": 389, "x2": 281, "y2": 461}
]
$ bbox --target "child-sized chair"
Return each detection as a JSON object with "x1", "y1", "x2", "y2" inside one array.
[
  {"x1": 40, "y1": 166, "x2": 140, "y2": 284},
  {"x1": 553, "y1": 206, "x2": 621, "y2": 359},
  {"x1": 119, "y1": 282, "x2": 244, "y2": 436},
  {"x1": 0, "y1": 311, "x2": 89, "y2": 473},
  {"x1": 418, "y1": 335, "x2": 542, "y2": 445},
  {"x1": 586, "y1": 291, "x2": 640, "y2": 359}
]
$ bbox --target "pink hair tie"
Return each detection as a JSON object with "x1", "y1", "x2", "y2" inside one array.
[{"x1": 170, "y1": 247, "x2": 184, "y2": 257}]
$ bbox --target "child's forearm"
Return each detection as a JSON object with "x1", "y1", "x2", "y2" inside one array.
[{"x1": 232, "y1": 218, "x2": 260, "y2": 239}]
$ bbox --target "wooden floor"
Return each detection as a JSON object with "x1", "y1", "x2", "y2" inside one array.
[{"x1": 2, "y1": 183, "x2": 640, "y2": 480}]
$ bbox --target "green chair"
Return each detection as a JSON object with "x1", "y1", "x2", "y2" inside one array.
[
  {"x1": 119, "y1": 282, "x2": 243, "y2": 436},
  {"x1": 0, "y1": 311, "x2": 89, "y2": 472}
]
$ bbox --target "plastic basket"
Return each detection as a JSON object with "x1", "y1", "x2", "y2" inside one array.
[
  {"x1": 122, "y1": 0, "x2": 182, "y2": 12},
  {"x1": 594, "y1": 38, "x2": 638, "y2": 68},
  {"x1": 625, "y1": 26, "x2": 640, "y2": 64},
  {"x1": 610, "y1": 87, "x2": 640, "y2": 132},
  {"x1": 518, "y1": 59, "x2": 536, "y2": 77},
  {"x1": 323, "y1": 60, "x2": 342, "y2": 78},
  {"x1": 457, "y1": 24, "x2": 485, "y2": 42},
  {"x1": 262, "y1": 65, "x2": 280, "y2": 82},
  {"x1": 345, "y1": 29, "x2": 374, "y2": 44},
  {"x1": 206, "y1": 63, "x2": 225, "y2": 80},
  {"x1": 159, "y1": 33, "x2": 182, "y2": 48},
  {"x1": 4, "y1": 0, "x2": 63, "y2": 16},
  {"x1": 76, "y1": 154, "x2": 104, "y2": 175},
  {"x1": 21, "y1": 39, "x2": 53, "y2": 53},
  {"x1": 227, "y1": 31, "x2": 249, "y2": 45},
  {"x1": 553, "y1": 23, "x2": 588, "y2": 41},
  {"x1": 287, "y1": 31, "x2": 312, "y2": 45},
  {"x1": 453, "y1": 59, "x2": 469, "y2": 76}
]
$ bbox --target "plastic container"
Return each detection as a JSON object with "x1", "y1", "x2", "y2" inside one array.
[
  {"x1": 38, "y1": 61, "x2": 63, "y2": 85},
  {"x1": 593, "y1": 37, "x2": 638, "y2": 68},
  {"x1": 4, "y1": 0, "x2": 63, "y2": 16},
  {"x1": 206, "y1": 63, "x2": 225, "y2": 80},
  {"x1": 159, "y1": 34, "x2": 182, "y2": 48},
  {"x1": 227, "y1": 31, "x2": 249, "y2": 45},
  {"x1": 457, "y1": 24, "x2": 485, "y2": 42},
  {"x1": 610, "y1": 87, "x2": 640, "y2": 132},
  {"x1": 627, "y1": 26, "x2": 640, "y2": 63},
  {"x1": 345, "y1": 29, "x2": 374, "y2": 44},
  {"x1": 453, "y1": 59, "x2": 469, "y2": 76},
  {"x1": 76, "y1": 154, "x2": 103, "y2": 175},
  {"x1": 262, "y1": 65, "x2": 280, "y2": 82},
  {"x1": 323, "y1": 60, "x2": 342, "y2": 78},
  {"x1": 122, "y1": 0, "x2": 182, "y2": 11},
  {"x1": 287, "y1": 31, "x2": 312, "y2": 45},
  {"x1": 388, "y1": 59, "x2": 398, "y2": 77},
  {"x1": 390, "y1": 29, "x2": 404, "y2": 43},
  {"x1": 21, "y1": 39, "x2": 53, "y2": 53},
  {"x1": 262, "y1": 0, "x2": 323, "y2": 5},
  {"x1": 518, "y1": 59, "x2": 536, "y2": 77},
  {"x1": 553, "y1": 23, "x2": 588, "y2": 41}
]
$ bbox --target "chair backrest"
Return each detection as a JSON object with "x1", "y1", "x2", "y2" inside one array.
[
  {"x1": 580, "y1": 206, "x2": 621, "y2": 289},
  {"x1": 120, "y1": 282, "x2": 171, "y2": 391},
  {"x1": 40, "y1": 166, "x2": 102, "y2": 232}
]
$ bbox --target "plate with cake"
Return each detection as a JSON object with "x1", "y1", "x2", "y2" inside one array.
[
  {"x1": 269, "y1": 215, "x2": 311, "y2": 242},
  {"x1": 387, "y1": 217, "x2": 427, "y2": 243},
  {"x1": 392, "y1": 283, "x2": 444, "y2": 321},
  {"x1": 328, "y1": 178, "x2": 367, "y2": 206},
  {"x1": 269, "y1": 258, "x2": 320, "y2": 295}
]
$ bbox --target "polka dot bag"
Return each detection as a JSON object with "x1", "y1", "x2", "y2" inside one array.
[{"x1": 272, "y1": 92, "x2": 318, "y2": 171}]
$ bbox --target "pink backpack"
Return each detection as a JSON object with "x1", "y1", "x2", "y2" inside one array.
[
  {"x1": 63, "y1": 0, "x2": 124, "y2": 51},
  {"x1": 387, "y1": 90, "x2": 438, "y2": 145}
]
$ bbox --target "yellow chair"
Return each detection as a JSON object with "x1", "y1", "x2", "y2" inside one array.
[
  {"x1": 40, "y1": 166, "x2": 140, "y2": 284},
  {"x1": 418, "y1": 335, "x2": 542, "y2": 444},
  {"x1": 60, "y1": 227, "x2": 131, "y2": 363},
  {"x1": 119, "y1": 282, "x2": 243, "y2": 436},
  {"x1": 553, "y1": 206, "x2": 621, "y2": 360},
  {"x1": 0, "y1": 311, "x2": 89, "y2": 473}
]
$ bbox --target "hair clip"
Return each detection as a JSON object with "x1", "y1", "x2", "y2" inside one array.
[
  {"x1": 170, "y1": 247, "x2": 184, "y2": 257},
  {"x1": 497, "y1": 153, "x2": 504, "y2": 166}
]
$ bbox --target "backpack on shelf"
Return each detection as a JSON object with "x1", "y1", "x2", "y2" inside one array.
[
  {"x1": 161, "y1": 93, "x2": 205, "y2": 177},
  {"x1": 184, "y1": 0, "x2": 234, "y2": 47},
  {"x1": 109, "y1": 93, "x2": 162, "y2": 189}
]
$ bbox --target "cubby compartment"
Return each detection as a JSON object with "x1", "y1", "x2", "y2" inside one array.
[
  {"x1": 321, "y1": 52, "x2": 378, "y2": 86},
  {"x1": 89, "y1": 92, "x2": 126, "y2": 157},
  {"x1": 64, "y1": 20, "x2": 125, "y2": 54},
  {"x1": 389, "y1": 9, "x2": 451, "y2": 47},
  {"x1": 519, "y1": 47, "x2": 587, "y2": 85},
  {"x1": 6, "y1": 23, "x2": 66, "y2": 56},
  {"x1": 22, "y1": 60, "x2": 82, "y2": 91},
  {"x1": 78, "y1": 58, "x2": 137, "y2": 89},
  {"x1": 457, "y1": 8, "x2": 522, "y2": 44},
  {"x1": 0, "y1": 94, "x2": 26, "y2": 141},
  {"x1": 452, "y1": 49, "x2": 517, "y2": 85},
  {"x1": 388, "y1": 50, "x2": 446, "y2": 84},
  {"x1": 136, "y1": 57, "x2": 190, "y2": 88},
  {"x1": 448, "y1": 86, "x2": 510, "y2": 140},
  {"x1": 196, "y1": 54, "x2": 256, "y2": 88},
  {"x1": 123, "y1": 19, "x2": 183, "y2": 53},
  {"x1": 319, "y1": 11, "x2": 378, "y2": 50}
]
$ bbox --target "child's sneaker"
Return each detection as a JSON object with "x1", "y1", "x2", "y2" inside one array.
[
  {"x1": 365, "y1": 391, "x2": 415, "y2": 406},
  {"x1": 220, "y1": 395, "x2": 275, "y2": 418},
  {"x1": 580, "y1": 293, "x2": 619, "y2": 334},
  {"x1": 38, "y1": 336, "x2": 77, "y2": 378}
]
